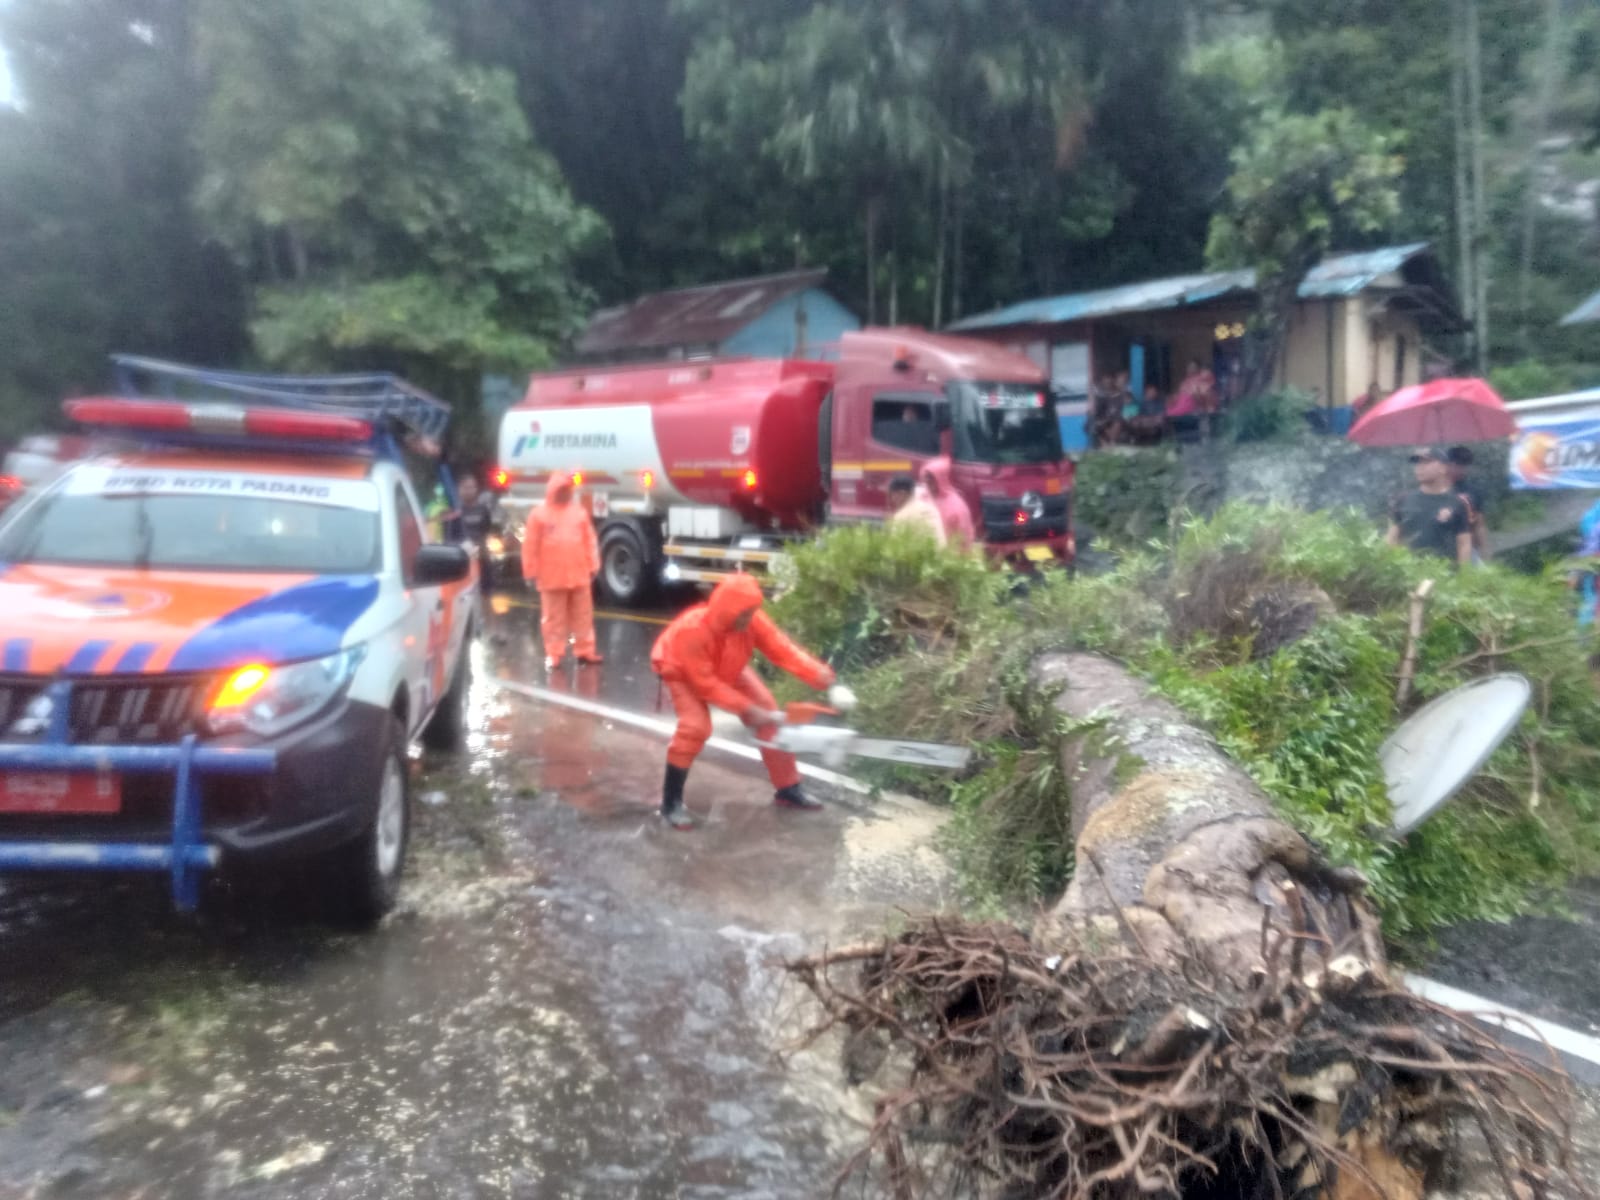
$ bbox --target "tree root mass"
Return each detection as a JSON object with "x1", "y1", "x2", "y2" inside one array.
[{"x1": 787, "y1": 918, "x2": 1594, "y2": 1199}]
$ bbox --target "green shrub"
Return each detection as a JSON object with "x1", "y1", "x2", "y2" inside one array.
[
  {"x1": 1223, "y1": 386, "x2": 1315, "y2": 444},
  {"x1": 776, "y1": 504, "x2": 1600, "y2": 936},
  {"x1": 1034, "y1": 502, "x2": 1600, "y2": 934},
  {"x1": 1490, "y1": 358, "x2": 1579, "y2": 401},
  {"x1": 1070, "y1": 448, "x2": 1181, "y2": 545},
  {"x1": 768, "y1": 523, "x2": 1009, "y2": 675},
  {"x1": 769, "y1": 526, "x2": 1073, "y2": 906}
]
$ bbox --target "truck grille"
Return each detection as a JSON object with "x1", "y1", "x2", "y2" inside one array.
[
  {"x1": 0, "y1": 675, "x2": 209, "y2": 745},
  {"x1": 980, "y1": 494, "x2": 1070, "y2": 544}
]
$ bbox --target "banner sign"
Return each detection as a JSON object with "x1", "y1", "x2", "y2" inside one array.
[{"x1": 1509, "y1": 408, "x2": 1600, "y2": 490}]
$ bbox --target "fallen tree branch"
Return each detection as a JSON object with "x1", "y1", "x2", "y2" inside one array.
[{"x1": 1396, "y1": 578, "x2": 1435, "y2": 707}]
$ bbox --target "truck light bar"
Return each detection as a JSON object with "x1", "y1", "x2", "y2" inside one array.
[{"x1": 64, "y1": 397, "x2": 373, "y2": 442}]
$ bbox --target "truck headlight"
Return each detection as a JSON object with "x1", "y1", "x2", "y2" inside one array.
[{"x1": 208, "y1": 646, "x2": 366, "y2": 738}]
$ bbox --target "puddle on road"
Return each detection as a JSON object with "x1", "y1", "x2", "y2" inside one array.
[{"x1": 0, "y1": 652, "x2": 946, "y2": 1199}]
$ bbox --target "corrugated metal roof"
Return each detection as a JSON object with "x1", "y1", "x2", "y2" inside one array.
[
  {"x1": 575, "y1": 268, "x2": 832, "y2": 357},
  {"x1": 949, "y1": 243, "x2": 1434, "y2": 331},
  {"x1": 1561, "y1": 288, "x2": 1600, "y2": 326}
]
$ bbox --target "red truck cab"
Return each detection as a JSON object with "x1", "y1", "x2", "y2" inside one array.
[{"x1": 824, "y1": 329, "x2": 1072, "y2": 565}]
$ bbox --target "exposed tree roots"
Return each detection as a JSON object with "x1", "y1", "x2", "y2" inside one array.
[{"x1": 787, "y1": 916, "x2": 1594, "y2": 1199}]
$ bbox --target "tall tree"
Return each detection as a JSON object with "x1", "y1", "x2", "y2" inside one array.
[
  {"x1": 443, "y1": 0, "x2": 698, "y2": 301},
  {"x1": 193, "y1": 0, "x2": 604, "y2": 430},
  {"x1": 1244, "y1": 0, "x2": 1555, "y2": 373},
  {"x1": 1518, "y1": 0, "x2": 1569, "y2": 353},
  {"x1": 1206, "y1": 107, "x2": 1403, "y2": 396},
  {"x1": 677, "y1": 0, "x2": 1079, "y2": 325},
  {"x1": 0, "y1": 0, "x2": 243, "y2": 434}
]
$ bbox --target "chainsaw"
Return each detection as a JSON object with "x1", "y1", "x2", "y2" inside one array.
[{"x1": 747, "y1": 699, "x2": 971, "y2": 771}]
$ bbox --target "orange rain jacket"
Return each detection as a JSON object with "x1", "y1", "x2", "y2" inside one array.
[
  {"x1": 651, "y1": 574, "x2": 833, "y2": 713},
  {"x1": 521, "y1": 470, "x2": 599, "y2": 590}
]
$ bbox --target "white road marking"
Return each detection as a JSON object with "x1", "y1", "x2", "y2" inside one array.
[
  {"x1": 487, "y1": 676, "x2": 869, "y2": 794},
  {"x1": 1404, "y1": 973, "x2": 1600, "y2": 1079}
]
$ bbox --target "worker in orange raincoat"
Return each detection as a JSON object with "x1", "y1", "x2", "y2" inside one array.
[
  {"x1": 650, "y1": 573, "x2": 835, "y2": 830},
  {"x1": 521, "y1": 470, "x2": 602, "y2": 668}
]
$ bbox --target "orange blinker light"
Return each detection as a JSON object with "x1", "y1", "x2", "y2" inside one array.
[
  {"x1": 490, "y1": 466, "x2": 510, "y2": 489},
  {"x1": 213, "y1": 663, "x2": 271, "y2": 709},
  {"x1": 742, "y1": 469, "x2": 758, "y2": 490},
  {"x1": 640, "y1": 470, "x2": 655, "y2": 489},
  {"x1": 571, "y1": 472, "x2": 584, "y2": 488}
]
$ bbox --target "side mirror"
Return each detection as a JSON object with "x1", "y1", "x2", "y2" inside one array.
[{"x1": 412, "y1": 543, "x2": 471, "y2": 586}]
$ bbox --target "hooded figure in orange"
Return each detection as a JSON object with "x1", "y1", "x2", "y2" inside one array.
[
  {"x1": 650, "y1": 573, "x2": 835, "y2": 830},
  {"x1": 521, "y1": 470, "x2": 602, "y2": 667}
]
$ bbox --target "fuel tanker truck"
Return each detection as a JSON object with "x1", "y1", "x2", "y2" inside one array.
[{"x1": 492, "y1": 328, "x2": 1072, "y2": 605}]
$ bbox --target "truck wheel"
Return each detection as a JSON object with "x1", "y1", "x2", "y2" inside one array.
[
  {"x1": 326, "y1": 716, "x2": 410, "y2": 927},
  {"x1": 421, "y1": 634, "x2": 471, "y2": 752},
  {"x1": 598, "y1": 523, "x2": 656, "y2": 607}
]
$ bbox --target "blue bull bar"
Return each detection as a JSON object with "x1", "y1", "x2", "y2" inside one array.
[{"x1": 0, "y1": 713, "x2": 275, "y2": 912}]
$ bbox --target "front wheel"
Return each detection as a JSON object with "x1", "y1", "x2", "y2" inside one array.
[
  {"x1": 598, "y1": 523, "x2": 656, "y2": 607},
  {"x1": 325, "y1": 716, "x2": 410, "y2": 926}
]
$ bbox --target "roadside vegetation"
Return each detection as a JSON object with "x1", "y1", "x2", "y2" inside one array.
[{"x1": 771, "y1": 508, "x2": 1600, "y2": 938}]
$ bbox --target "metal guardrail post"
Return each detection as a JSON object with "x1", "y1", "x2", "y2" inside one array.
[
  {"x1": 171, "y1": 734, "x2": 201, "y2": 913},
  {"x1": 44, "y1": 679, "x2": 71, "y2": 744}
]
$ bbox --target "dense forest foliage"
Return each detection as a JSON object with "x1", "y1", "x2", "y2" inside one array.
[{"x1": 2, "y1": 0, "x2": 1598, "y2": 436}]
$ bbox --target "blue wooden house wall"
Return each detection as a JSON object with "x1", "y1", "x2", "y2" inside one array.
[{"x1": 720, "y1": 287, "x2": 860, "y2": 358}]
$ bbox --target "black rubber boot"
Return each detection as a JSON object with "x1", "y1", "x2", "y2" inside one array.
[
  {"x1": 774, "y1": 783, "x2": 823, "y2": 811},
  {"x1": 661, "y1": 764, "x2": 694, "y2": 830}
]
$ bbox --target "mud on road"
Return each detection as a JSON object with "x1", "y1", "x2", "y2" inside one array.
[{"x1": 0, "y1": 636, "x2": 954, "y2": 1200}]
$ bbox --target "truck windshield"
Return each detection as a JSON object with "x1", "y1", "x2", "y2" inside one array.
[
  {"x1": 0, "y1": 491, "x2": 381, "y2": 574},
  {"x1": 948, "y1": 381, "x2": 1063, "y2": 465}
]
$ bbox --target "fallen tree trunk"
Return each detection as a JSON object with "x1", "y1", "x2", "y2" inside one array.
[
  {"x1": 1035, "y1": 652, "x2": 1383, "y2": 985},
  {"x1": 788, "y1": 654, "x2": 1592, "y2": 1199}
]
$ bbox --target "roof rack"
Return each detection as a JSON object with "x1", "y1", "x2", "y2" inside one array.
[{"x1": 110, "y1": 355, "x2": 452, "y2": 443}]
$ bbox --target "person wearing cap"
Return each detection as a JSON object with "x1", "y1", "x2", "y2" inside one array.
[
  {"x1": 1385, "y1": 447, "x2": 1472, "y2": 568},
  {"x1": 1445, "y1": 445, "x2": 1491, "y2": 563}
]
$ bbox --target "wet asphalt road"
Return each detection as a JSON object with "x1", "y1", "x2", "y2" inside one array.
[
  {"x1": 5, "y1": 590, "x2": 1600, "y2": 1199},
  {"x1": 0, "y1": 596, "x2": 954, "y2": 1200}
]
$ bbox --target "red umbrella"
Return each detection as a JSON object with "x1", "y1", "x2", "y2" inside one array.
[{"x1": 1348, "y1": 377, "x2": 1516, "y2": 446}]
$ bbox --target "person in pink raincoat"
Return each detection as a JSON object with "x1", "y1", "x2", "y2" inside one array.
[{"x1": 919, "y1": 457, "x2": 975, "y2": 549}]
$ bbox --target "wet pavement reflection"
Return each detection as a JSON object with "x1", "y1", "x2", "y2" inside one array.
[{"x1": 0, "y1": 598, "x2": 953, "y2": 1199}]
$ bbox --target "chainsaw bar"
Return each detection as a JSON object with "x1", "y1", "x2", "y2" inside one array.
[
  {"x1": 846, "y1": 737, "x2": 971, "y2": 770},
  {"x1": 761, "y1": 724, "x2": 972, "y2": 771}
]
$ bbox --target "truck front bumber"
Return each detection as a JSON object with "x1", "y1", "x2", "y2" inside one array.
[{"x1": 0, "y1": 687, "x2": 275, "y2": 912}]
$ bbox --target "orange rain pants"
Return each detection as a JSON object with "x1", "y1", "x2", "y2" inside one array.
[
  {"x1": 540, "y1": 585, "x2": 597, "y2": 662},
  {"x1": 665, "y1": 668, "x2": 800, "y2": 790}
]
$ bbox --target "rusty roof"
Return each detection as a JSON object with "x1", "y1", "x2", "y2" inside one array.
[{"x1": 574, "y1": 269, "x2": 832, "y2": 358}]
